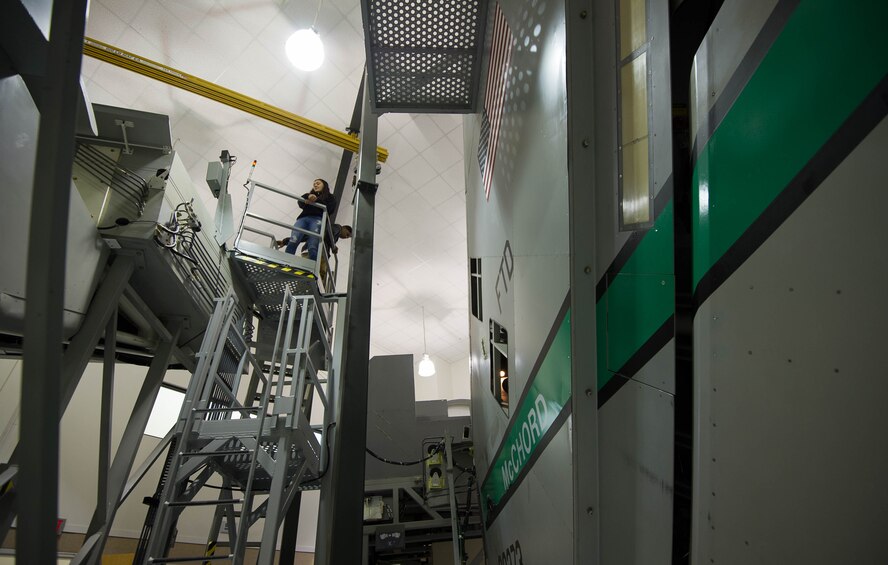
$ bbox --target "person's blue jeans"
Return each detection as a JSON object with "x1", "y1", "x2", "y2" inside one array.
[{"x1": 285, "y1": 216, "x2": 322, "y2": 259}]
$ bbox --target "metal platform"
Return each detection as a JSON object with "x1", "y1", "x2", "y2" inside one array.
[{"x1": 361, "y1": 0, "x2": 489, "y2": 113}]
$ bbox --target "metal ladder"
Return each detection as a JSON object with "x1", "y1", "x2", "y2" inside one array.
[{"x1": 140, "y1": 287, "x2": 339, "y2": 564}]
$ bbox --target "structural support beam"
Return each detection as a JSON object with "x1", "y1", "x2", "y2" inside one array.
[
  {"x1": 279, "y1": 490, "x2": 304, "y2": 565},
  {"x1": 566, "y1": 0, "x2": 601, "y2": 562},
  {"x1": 96, "y1": 309, "x2": 117, "y2": 531},
  {"x1": 78, "y1": 323, "x2": 182, "y2": 565},
  {"x1": 60, "y1": 254, "x2": 135, "y2": 417},
  {"x1": 82, "y1": 37, "x2": 389, "y2": 163},
  {"x1": 445, "y1": 437, "x2": 461, "y2": 565},
  {"x1": 321, "y1": 72, "x2": 379, "y2": 565},
  {"x1": 18, "y1": 1, "x2": 89, "y2": 562},
  {"x1": 331, "y1": 75, "x2": 366, "y2": 222}
]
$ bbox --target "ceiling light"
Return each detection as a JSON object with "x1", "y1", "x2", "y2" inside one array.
[
  {"x1": 418, "y1": 306, "x2": 436, "y2": 377},
  {"x1": 285, "y1": 28, "x2": 324, "y2": 72},
  {"x1": 419, "y1": 353, "x2": 436, "y2": 377}
]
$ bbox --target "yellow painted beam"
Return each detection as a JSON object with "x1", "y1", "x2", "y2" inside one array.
[{"x1": 82, "y1": 37, "x2": 389, "y2": 162}]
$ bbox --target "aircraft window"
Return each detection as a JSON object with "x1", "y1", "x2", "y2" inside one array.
[
  {"x1": 489, "y1": 319, "x2": 509, "y2": 413},
  {"x1": 470, "y1": 258, "x2": 483, "y2": 321},
  {"x1": 617, "y1": 0, "x2": 653, "y2": 230}
]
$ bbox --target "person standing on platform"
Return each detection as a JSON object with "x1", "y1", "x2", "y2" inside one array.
[{"x1": 284, "y1": 178, "x2": 337, "y2": 260}]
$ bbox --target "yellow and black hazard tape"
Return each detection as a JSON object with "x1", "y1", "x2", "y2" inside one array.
[
  {"x1": 203, "y1": 540, "x2": 216, "y2": 564},
  {"x1": 236, "y1": 254, "x2": 315, "y2": 279}
]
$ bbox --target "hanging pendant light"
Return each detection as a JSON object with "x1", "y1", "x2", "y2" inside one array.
[
  {"x1": 418, "y1": 307, "x2": 436, "y2": 377},
  {"x1": 285, "y1": 0, "x2": 325, "y2": 71}
]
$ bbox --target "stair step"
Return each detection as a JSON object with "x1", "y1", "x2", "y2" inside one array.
[
  {"x1": 181, "y1": 449, "x2": 251, "y2": 457},
  {"x1": 167, "y1": 499, "x2": 242, "y2": 507},
  {"x1": 148, "y1": 555, "x2": 232, "y2": 563}
]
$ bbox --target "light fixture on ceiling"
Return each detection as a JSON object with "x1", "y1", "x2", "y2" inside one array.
[
  {"x1": 285, "y1": 0, "x2": 325, "y2": 71},
  {"x1": 418, "y1": 306, "x2": 436, "y2": 377}
]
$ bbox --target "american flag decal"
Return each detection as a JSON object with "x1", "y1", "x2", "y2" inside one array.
[{"x1": 478, "y1": 3, "x2": 514, "y2": 200}]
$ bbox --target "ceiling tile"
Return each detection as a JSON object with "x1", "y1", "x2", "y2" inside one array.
[
  {"x1": 398, "y1": 114, "x2": 445, "y2": 153},
  {"x1": 418, "y1": 176, "x2": 453, "y2": 208},
  {"x1": 218, "y1": 0, "x2": 282, "y2": 32},
  {"x1": 192, "y1": 9, "x2": 253, "y2": 69},
  {"x1": 379, "y1": 132, "x2": 419, "y2": 170},
  {"x1": 113, "y1": 27, "x2": 168, "y2": 63},
  {"x1": 429, "y1": 114, "x2": 461, "y2": 134},
  {"x1": 421, "y1": 136, "x2": 461, "y2": 175},
  {"x1": 216, "y1": 39, "x2": 288, "y2": 97},
  {"x1": 306, "y1": 99, "x2": 346, "y2": 132},
  {"x1": 447, "y1": 122, "x2": 464, "y2": 151},
  {"x1": 266, "y1": 72, "x2": 321, "y2": 116},
  {"x1": 435, "y1": 192, "x2": 467, "y2": 225},
  {"x1": 324, "y1": 19, "x2": 365, "y2": 80},
  {"x1": 157, "y1": 0, "x2": 217, "y2": 28},
  {"x1": 397, "y1": 154, "x2": 438, "y2": 188},
  {"x1": 88, "y1": 64, "x2": 148, "y2": 107},
  {"x1": 131, "y1": 2, "x2": 193, "y2": 49},
  {"x1": 96, "y1": 0, "x2": 143, "y2": 25},
  {"x1": 80, "y1": 57, "x2": 102, "y2": 80},
  {"x1": 345, "y1": 4, "x2": 365, "y2": 36},
  {"x1": 86, "y1": 1, "x2": 128, "y2": 44},
  {"x1": 275, "y1": 127, "x2": 328, "y2": 161},
  {"x1": 441, "y1": 159, "x2": 466, "y2": 192},
  {"x1": 82, "y1": 77, "x2": 126, "y2": 110},
  {"x1": 255, "y1": 14, "x2": 298, "y2": 70}
]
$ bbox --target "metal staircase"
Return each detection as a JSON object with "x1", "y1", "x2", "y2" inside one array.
[{"x1": 139, "y1": 285, "x2": 342, "y2": 564}]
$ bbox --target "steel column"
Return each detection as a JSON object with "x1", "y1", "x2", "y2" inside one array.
[
  {"x1": 78, "y1": 324, "x2": 182, "y2": 565},
  {"x1": 323, "y1": 71, "x2": 379, "y2": 565},
  {"x1": 278, "y1": 489, "x2": 303, "y2": 565},
  {"x1": 566, "y1": 0, "x2": 601, "y2": 562},
  {"x1": 444, "y1": 437, "x2": 461, "y2": 565},
  {"x1": 96, "y1": 309, "x2": 117, "y2": 530},
  {"x1": 331, "y1": 75, "x2": 365, "y2": 222},
  {"x1": 257, "y1": 434, "x2": 290, "y2": 565},
  {"x1": 18, "y1": 1, "x2": 89, "y2": 562},
  {"x1": 60, "y1": 254, "x2": 136, "y2": 417}
]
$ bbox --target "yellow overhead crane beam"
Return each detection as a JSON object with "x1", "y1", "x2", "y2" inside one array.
[{"x1": 82, "y1": 37, "x2": 389, "y2": 163}]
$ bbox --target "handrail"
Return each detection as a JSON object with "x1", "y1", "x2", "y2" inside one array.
[{"x1": 234, "y1": 179, "x2": 340, "y2": 292}]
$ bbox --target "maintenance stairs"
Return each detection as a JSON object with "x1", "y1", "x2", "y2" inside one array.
[
  {"x1": 138, "y1": 284, "x2": 343, "y2": 564},
  {"x1": 131, "y1": 176, "x2": 345, "y2": 563}
]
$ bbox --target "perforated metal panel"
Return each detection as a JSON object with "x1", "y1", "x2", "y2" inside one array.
[
  {"x1": 362, "y1": 0, "x2": 489, "y2": 113},
  {"x1": 230, "y1": 253, "x2": 316, "y2": 320}
]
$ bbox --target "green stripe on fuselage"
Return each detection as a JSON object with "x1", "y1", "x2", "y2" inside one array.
[
  {"x1": 481, "y1": 311, "x2": 572, "y2": 509},
  {"x1": 597, "y1": 201, "x2": 675, "y2": 390},
  {"x1": 692, "y1": 0, "x2": 888, "y2": 289}
]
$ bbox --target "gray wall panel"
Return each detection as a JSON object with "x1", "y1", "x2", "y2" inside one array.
[
  {"x1": 628, "y1": 338, "x2": 675, "y2": 395},
  {"x1": 692, "y1": 116, "x2": 888, "y2": 565},
  {"x1": 0, "y1": 76, "x2": 107, "y2": 338},
  {"x1": 689, "y1": 0, "x2": 779, "y2": 147},
  {"x1": 485, "y1": 424, "x2": 574, "y2": 564},
  {"x1": 600, "y1": 380, "x2": 674, "y2": 565}
]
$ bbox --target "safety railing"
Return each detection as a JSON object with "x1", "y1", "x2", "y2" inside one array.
[{"x1": 234, "y1": 180, "x2": 340, "y2": 291}]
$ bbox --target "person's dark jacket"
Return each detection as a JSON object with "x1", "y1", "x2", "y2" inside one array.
[{"x1": 297, "y1": 191, "x2": 337, "y2": 219}]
